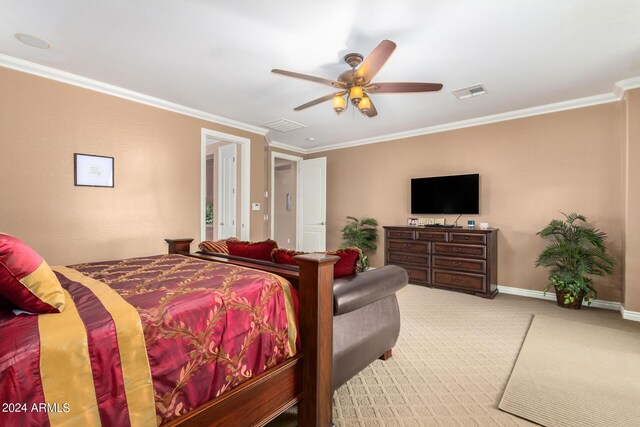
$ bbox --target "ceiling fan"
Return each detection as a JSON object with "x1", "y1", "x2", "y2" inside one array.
[{"x1": 272, "y1": 40, "x2": 443, "y2": 118}]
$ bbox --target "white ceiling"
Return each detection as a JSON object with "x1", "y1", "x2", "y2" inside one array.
[{"x1": 1, "y1": 0, "x2": 639, "y2": 150}]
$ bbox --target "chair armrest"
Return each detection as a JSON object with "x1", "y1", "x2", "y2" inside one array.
[{"x1": 333, "y1": 265, "x2": 408, "y2": 316}]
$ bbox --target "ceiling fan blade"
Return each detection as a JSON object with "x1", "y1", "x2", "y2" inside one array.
[
  {"x1": 293, "y1": 92, "x2": 346, "y2": 111},
  {"x1": 366, "y1": 82, "x2": 443, "y2": 93},
  {"x1": 272, "y1": 69, "x2": 345, "y2": 88},
  {"x1": 355, "y1": 40, "x2": 397, "y2": 83},
  {"x1": 364, "y1": 97, "x2": 378, "y2": 118}
]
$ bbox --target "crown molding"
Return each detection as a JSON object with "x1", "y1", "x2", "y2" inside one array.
[
  {"x1": 615, "y1": 76, "x2": 640, "y2": 91},
  {"x1": 613, "y1": 76, "x2": 640, "y2": 99},
  {"x1": 305, "y1": 92, "x2": 621, "y2": 154},
  {"x1": 3, "y1": 52, "x2": 637, "y2": 151},
  {"x1": 0, "y1": 53, "x2": 268, "y2": 136},
  {"x1": 269, "y1": 140, "x2": 310, "y2": 155}
]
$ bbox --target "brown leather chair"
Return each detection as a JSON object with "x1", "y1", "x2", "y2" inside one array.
[{"x1": 332, "y1": 265, "x2": 408, "y2": 389}]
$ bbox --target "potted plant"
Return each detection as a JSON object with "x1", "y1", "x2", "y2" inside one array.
[
  {"x1": 340, "y1": 216, "x2": 379, "y2": 271},
  {"x1": 206, "y1": 203, "x2": 214, "y2": 225},
  {"x1": 535, "y1": 212, "x2": 615, "y2": 309}
]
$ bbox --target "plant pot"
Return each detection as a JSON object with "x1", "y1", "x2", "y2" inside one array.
[{"x1": 555, "y1": 289, "x2": 585, "y2": 309}]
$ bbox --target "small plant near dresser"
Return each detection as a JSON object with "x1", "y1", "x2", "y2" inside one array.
[
  {"x1": 340, "y1": 216, "x2": 378, "y2": 270},
  {"x1": 535, "y1": 212, "x2": 615, "y2": 309}
]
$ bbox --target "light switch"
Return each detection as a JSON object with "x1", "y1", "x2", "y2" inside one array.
[{"x1": 251, "y1": 202, "x2": 261, "y2": 211}]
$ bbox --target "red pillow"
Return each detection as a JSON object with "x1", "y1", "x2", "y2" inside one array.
[
  {"x1": 330, "y1": 248, "x2": 362, "y2": 278},
  {"x1": 271, "y1": 247, "x2": 362, "y2": 278},
  {"x1": 0, "y1": 233, "x2": 66, "y2": 313},
  {"x1": 226, "y1": 238, "x2": 278, "y2": 261}
]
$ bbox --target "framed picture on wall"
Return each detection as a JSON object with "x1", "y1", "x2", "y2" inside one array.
[{"x1": 74, "y1": 153, "x2": 114, "y2": 187}]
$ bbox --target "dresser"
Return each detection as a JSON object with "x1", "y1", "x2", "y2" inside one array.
[{"x1": 383, "y1": 226, "x2": 498, "y2": 298}]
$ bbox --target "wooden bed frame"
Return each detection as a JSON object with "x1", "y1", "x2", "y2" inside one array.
[{"x1": 164, "y1": 239, "x2": 337, "y2": 427}]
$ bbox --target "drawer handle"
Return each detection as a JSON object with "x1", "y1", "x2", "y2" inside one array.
[
  {"x1": 453, "y1": 276, "x2": 461, "y2": 282},
  {"x1": 403, "y1": 244, "x2": 409, "y2": 248},
  {"x1": 454, "y1": 261, "x2": 462, "y2": 266},
  {"x1": 404, "y1": 256, "x2": 410, "y2": 260},
  {"x1": 453, "y1": 247, "x2": 461, "y2": 252},
  {"x1": 464, "y1": 236, "x2": 469, "y2": 240}
]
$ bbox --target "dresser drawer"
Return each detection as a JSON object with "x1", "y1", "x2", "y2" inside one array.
[
  {"x1": 432, "y1": 256, "x2": 486, "y2": 273},
  {"x1": 433, "y1": 243, "x2": 486, "y2": 259},
  {"x1": 387, "y1": 240, "x2": 430, "y2": 253},
  {"x1": 449, "y1": 232, "x2": 487, "y2": 245},
  {"x1": 415, "y1": 230, "x2": 447, "y2": 242},
  {"x1": 386, "y1": 229, "x2": 415, "y2": 240},
  {"x1": 432, "y1": 270, "x2": 486, "y2": 291},
  {"x1": 387, "y1": 252, "x2": 429, "y2": 266},
  {"x1": 399, "y1": 266, "x2": 430, "y2": 284}
]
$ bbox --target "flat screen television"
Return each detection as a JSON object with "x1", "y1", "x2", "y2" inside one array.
[{"x1": 411, "y1": 173, "x2": 479, "y2": 214}]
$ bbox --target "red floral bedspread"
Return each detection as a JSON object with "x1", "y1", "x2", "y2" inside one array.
[{"x1": 0, "y1": 254, "x2": 299, "y2": 426}]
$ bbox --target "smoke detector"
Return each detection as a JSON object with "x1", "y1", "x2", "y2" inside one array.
[{"x1": 452, "y1": 84, "x2": 487, "y2": 100}]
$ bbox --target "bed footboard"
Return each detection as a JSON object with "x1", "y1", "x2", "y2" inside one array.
[{"x1": 165, "y1": 239, "x2": 337, "y2": 426}]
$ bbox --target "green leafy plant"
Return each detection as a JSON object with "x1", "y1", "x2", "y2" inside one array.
[
  {"x1": 535, "y1": 212, "x2": 615, "y2": 306},
  {"x1": 205, "y1": 203, "x2": 214, "y2": 225},
  {"x1": 340, "y1": 216, "x2": 379, "y2": 270}
]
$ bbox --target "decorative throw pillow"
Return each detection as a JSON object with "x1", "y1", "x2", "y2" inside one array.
[
  {"x1": 198, "y1": 239, "x2": 229, "y2": 254},
  {"x1": 0, "y1": 233, "x2": 66, "y2": 313},
  {"x1": 226, "y1": 238, "x2": 278, "y2": 261},
  {"x1": 271, "y1": 247, "x2": 362, "y2": 278}
]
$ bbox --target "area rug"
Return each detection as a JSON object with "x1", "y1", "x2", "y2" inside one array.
[{"x1": 499, "y1": 315, "x2": 640, "y2": 427}]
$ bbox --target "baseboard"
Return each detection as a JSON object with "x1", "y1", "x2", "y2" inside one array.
[
  {"x1": 620, "y1": 305, "x2": 640, "y2": 322},
  {"x1": 497, "y1": 285, "x2": 622, "y2": 311}
]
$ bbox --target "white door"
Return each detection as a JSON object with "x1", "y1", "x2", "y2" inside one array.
[
  {"x1": 218, "y1": 144, "x2": 237, "y2": 239},
  {"x1": 297, "y1": 157, "x2": 327, "y2": 251}
]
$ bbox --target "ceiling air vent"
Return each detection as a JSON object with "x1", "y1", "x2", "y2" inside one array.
[
  {"x1": 262, "y1": 118, "x2": 306, "y2": 132},
  {"x1": 452, "y1": 84, "x2": 487, "y2": 100}
]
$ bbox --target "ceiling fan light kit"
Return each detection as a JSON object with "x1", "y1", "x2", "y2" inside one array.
[
  {"x1": 349, "y1": 86, "x2": 363, "y2": 105},
  {"x1": 272, "y1": 39, "x2": 443, "y2": 118},
  {"x1": 358, "y1": 96, "x2": 371, "y2": 113},
  {"x1": 332, "y1": 94, "x2": 346, "y2": 114}
]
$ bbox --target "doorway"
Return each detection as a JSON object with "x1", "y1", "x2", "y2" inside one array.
[
  {"x1": 271, "y1": 152, "x2": 303, "y2": 249},
  {"x1": 270, "y1": 152, "x2": 327, "y2": 251},
  {"x1": 217, "y1": 143, "x2": 238, "y2": 239},
  {"x1": 201, "y1": 129, "x2": 250, "y2": 242}
]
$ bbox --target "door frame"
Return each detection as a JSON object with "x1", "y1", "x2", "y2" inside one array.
[
  {"x1": 201, "y1": 128, "x2": 250, "y2": 242},
  {"x1": 270, "y1": 151, "x2": 303, "y2": 244}
]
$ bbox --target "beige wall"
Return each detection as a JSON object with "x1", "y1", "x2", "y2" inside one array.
[
  {"x1": 624, "y1": 89, "x2": 640, "y2": 311},
  {"x1": 2, "y1": 65, "x2": 636, "y2": 307},
  {"x1": 310, "y1": 102, "x2": 626, "y2": 302},
  {"x1": 0, "y1": 67, "x2": 267, "y2": 265}
]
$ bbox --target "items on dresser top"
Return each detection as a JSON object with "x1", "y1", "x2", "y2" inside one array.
[{"x1": 383, "y1": 226, "x2": 498, "y2": 298}]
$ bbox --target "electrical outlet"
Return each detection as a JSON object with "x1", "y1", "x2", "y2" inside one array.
[{"x1": 251, "y1": 203, "x2": 261, "y2": 211}]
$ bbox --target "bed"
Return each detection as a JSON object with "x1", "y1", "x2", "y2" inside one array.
[{"x1": 0, "y1": 238, "x2": 336, "y2": 426}]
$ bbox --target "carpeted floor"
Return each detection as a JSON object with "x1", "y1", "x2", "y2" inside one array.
[
  {"x1": 269, "y1": 285, "x2": 640, "y2": 426},
  {"x1": 499, "y1": 316, "x2": 640, "y2": 427}
]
